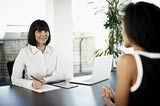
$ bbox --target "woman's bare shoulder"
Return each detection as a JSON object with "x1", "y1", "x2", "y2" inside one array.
[
  {"x1": 117, "y1": 54, "x2": 137, "y2": 81},
  {"x1": 118, "y1": 54, "x2": 136, "y2": 66}
]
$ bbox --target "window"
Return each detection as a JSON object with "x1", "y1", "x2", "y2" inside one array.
[
  {"x1": 0, "y1": 0, "x2": 46, "y2": 38},
  {"x1": 72, "y1": 0, "x2": 107, "y2": 75}
]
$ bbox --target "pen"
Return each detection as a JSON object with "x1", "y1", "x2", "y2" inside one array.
[{"x1": 31, "y1": 75, "x2": 44, "y2": 83}]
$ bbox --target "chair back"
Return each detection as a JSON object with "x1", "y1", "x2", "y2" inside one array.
[
  {"x1": 7, "y1": 61, "x2": 25, "y2": 82},
  {"x1": 7, "y1": 61, "x2": 15, "y2": 79}
]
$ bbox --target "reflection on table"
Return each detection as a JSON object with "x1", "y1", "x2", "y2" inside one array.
[{"x1": 0, "y1": 71, "x2": 116, "y2": 106}]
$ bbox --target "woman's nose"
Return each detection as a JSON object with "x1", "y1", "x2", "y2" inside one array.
[{"x1": 40, "y1": 31, "x2": 47, "y2": 36}]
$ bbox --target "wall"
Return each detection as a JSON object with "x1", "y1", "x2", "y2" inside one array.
[{"x1": 0, "y1": 32, "x2": 27, "y2": 76}]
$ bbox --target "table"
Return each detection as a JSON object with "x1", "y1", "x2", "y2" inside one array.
[{"x1": 0, "y1": 72, "x2": 116, "y2": 106}]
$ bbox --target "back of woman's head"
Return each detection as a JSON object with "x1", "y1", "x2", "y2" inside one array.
[
  {"x1": 123, "y1": 2, "x2": 160, "y2": 52},
  {"x1": 28, "y1": 19, "x2": 51, "y2": 46}
]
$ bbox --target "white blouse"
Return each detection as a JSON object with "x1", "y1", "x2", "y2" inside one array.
[{"x1": 11, "y1": 44, "x2": 66, "y2": 88}]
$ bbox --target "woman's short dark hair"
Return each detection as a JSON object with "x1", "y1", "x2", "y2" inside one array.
[
  {"x1": 123, "y1": 2, "x2": 160, "y2": 52},
  {"x1": 27, "y1": 19, "x2": 51, "y2": 46}
]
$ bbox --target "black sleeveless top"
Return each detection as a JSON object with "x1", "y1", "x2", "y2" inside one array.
[{"x1": 128, "y1": 51, "x2": 160, "y2": 106}]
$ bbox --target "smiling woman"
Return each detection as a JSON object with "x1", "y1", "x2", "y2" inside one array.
[
  {"x1": 35, "y1": 30, "x2": 49, "y2": 47},
  {"x1": 11, "y1": 19, "x2": 66, "y2": 89}
]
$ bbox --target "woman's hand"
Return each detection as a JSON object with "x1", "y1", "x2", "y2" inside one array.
[
  {"x1": 102, "y1": 86, "x2": 115, "y2": 106},
  {"x1": 32, "y1": 79, "x2": 45, "y2": 89}
]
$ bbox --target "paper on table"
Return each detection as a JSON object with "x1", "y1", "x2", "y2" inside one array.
[{"x1": 24, "y1": 84, "x2": 60, "y2": 93}]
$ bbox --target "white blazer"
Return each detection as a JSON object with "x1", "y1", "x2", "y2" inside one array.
[{"x1": 11, "y1": 44, "x2": 65, "y2": 88}]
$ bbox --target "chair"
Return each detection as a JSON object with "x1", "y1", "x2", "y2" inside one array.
[
  {"x1": 7, "y1": 61, "x2": 25, "y2": 83},
  {"x1": 7, "y1": 61, "x2": 15, "y2": 80}
]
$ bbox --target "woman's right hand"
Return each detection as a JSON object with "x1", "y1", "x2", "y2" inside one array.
[
  {"x1": 102, "y1": 86, "x2": 115, "y2": 106},
  {"x1": 32, "y1": 80, "x2": 45, "y2": 89}
]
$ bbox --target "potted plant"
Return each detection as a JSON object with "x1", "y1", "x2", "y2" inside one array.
[{"x1": 94, "y1": 0, "x2": 126, "y2": 68}]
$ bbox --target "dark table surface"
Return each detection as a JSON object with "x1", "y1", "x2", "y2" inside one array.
[{"x1": 0, "y1": 72, "x2": 116, "y2": 106}]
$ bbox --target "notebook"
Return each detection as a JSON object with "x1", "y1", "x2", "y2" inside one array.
[{"x1": 69, "y1": 55, "x2": 113, "y2": 85}]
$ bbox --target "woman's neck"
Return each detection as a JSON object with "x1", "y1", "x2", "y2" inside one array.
[
  {"x1": 37, "y1": 44, "x2": 46, "y2": 53},
  {"x1": 132, "y1": 44, "x2": 145, "y2": 51}
]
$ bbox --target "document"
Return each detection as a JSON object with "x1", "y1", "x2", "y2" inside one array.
[{"x1": 25, "y1": 84, "x2": 60, "y2": 93}]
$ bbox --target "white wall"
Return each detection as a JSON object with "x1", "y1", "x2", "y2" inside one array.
[
  {"x1": 0, "y1": 0, "x2": 46, "y2": 38},
  {"x1": 53, "y1": 0, "x2": 73, "y2": 78}
]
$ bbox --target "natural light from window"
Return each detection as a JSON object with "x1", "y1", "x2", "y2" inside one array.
[
  {"x1": 72, "y1": 0, "x2": 107, "y2": 49},
  {"x1": 0, "y1": 0, "x2": 45, "y2": 38}
]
